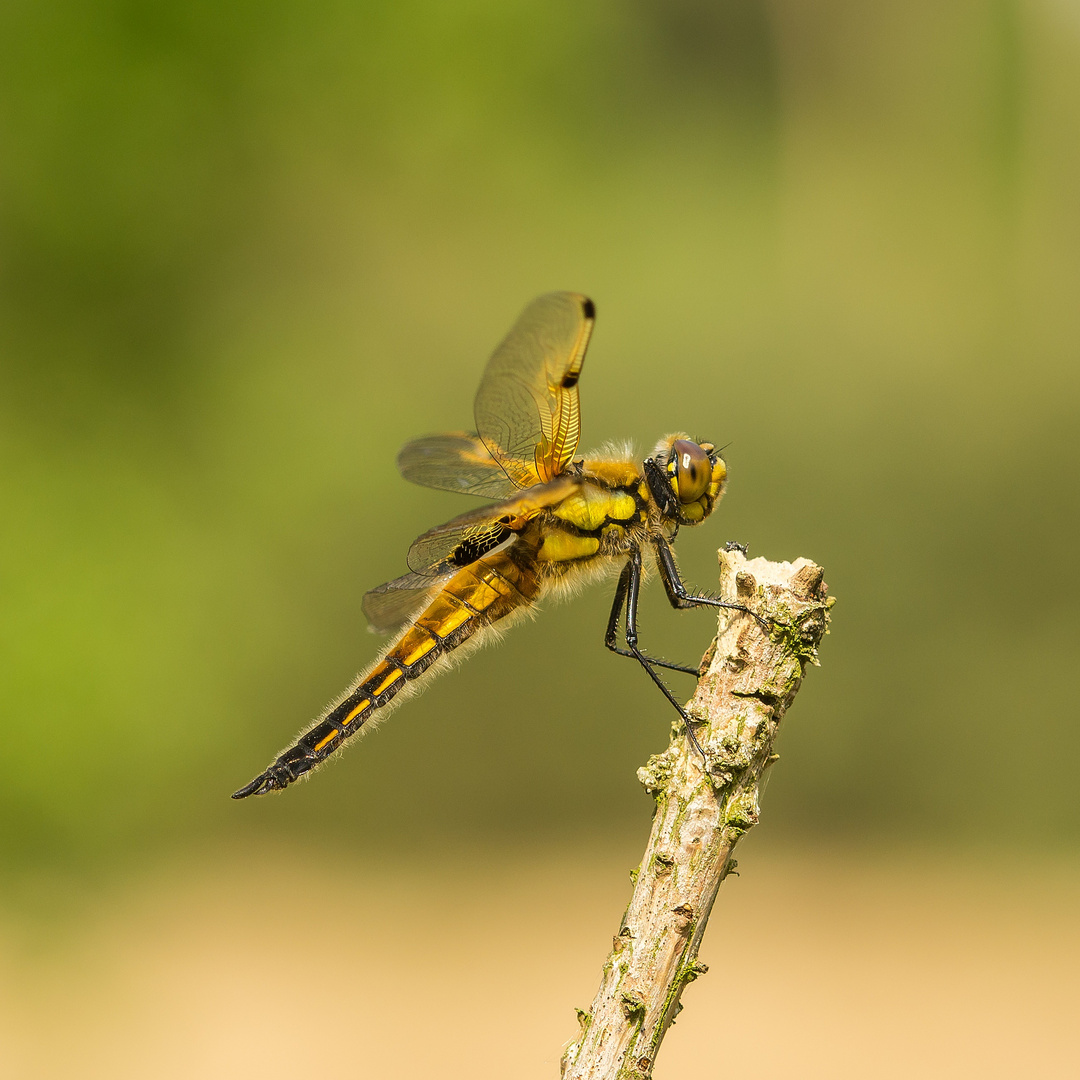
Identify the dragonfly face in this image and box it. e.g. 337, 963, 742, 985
643, 435, 727, 527
233, 293, 749, 799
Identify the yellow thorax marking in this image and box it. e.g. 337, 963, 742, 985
554, 488, 636, 532
536, 531, 601, 563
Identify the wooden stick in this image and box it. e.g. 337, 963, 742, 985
561, 548, 833, 1080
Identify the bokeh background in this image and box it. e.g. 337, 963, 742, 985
2, 1, 1078, 1076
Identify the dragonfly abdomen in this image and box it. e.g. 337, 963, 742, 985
232, 549, 539, 798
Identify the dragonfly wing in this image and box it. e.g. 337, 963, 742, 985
474, 292, 595, 486
405, 476, 578, 574
396, 431, 519, 499
362, 571, 450, 633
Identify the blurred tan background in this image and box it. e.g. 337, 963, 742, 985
1, 1, 1078, 1076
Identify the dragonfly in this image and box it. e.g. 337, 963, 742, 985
233, 291, 757, 799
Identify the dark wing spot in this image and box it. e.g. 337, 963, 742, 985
450, 525, 512, 566
560, 372, 580, 388
581, 297, 595, 320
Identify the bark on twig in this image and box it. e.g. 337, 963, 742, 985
561, 548, 832, 1080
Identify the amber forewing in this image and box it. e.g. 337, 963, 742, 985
474, 292, 594, 487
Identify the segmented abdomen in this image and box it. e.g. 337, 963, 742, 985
232, 550, 539, 797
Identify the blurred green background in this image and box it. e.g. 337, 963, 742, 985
2, 0, 1079, 883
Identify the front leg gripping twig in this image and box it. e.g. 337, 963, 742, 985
561, 548, 833, 1080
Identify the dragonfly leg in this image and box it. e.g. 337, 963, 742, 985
604, 557, 700, 676
619, 547, 708, 762
654, 536, 770, 632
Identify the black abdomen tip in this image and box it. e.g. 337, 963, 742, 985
231, 772, 275, 799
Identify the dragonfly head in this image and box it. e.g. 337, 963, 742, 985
644, 435, 727, 526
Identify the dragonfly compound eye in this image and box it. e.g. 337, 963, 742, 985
672, 439, 711, 503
